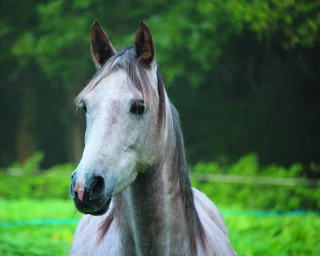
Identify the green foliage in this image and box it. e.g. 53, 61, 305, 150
225, 214, 320, 256
1, 153, 319, 212
0, 153, 76, 200
9, 0, 163, 82
0, 199, 81, 222
0, 173, 70, 200
0, 199, 78, 256
2, 0, 320, 168
192, 154, 320, 210
9, 152, 45, 175
146, 0, 320, 84
219, 0, 320, 49
0, 232, 69, 256
0, 199, 319, 255
10, 1, 320, 85
46, 163, 77, 176
0, 159, 75, 200
11, 0, 93, 80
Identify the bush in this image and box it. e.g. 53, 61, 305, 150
191, 153, 320, 210
226, 213, 320, 256
0, 161, 75, 200
1, 153, 319, 210
0, 173, 71, 200
7, 152, 45, 175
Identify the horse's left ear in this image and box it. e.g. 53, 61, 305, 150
134, 21, 155, 66
91, 21, 117, 68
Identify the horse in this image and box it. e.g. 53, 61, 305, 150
68, 21, 237, 256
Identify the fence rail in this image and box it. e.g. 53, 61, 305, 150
192, 173, 320, 187
2, 168, 320, 187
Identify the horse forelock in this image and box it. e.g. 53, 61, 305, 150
75, 47, 166, 132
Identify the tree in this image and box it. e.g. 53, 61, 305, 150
1, 0, 320, 167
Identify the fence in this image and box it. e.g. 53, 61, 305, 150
1, 169, 320, 229
192, 173, 320, 186
2, 168, 320, 187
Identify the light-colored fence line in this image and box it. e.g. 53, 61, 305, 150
2, 168, 320, 187
192, 173, 320, 187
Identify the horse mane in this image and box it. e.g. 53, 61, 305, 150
82, 47, 206, 254
169, 102, 207, 255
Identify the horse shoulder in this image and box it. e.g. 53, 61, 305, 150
192, 188, 228, 235
192, 188, 237, 255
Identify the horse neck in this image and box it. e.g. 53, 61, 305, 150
114, 103, 197, 255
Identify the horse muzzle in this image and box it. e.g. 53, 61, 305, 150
69, 171, 112, 215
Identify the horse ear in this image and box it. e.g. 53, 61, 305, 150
134, 21, 155, 66
90, 21, 116, 68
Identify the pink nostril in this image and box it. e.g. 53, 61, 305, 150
73, 171, 85, 201
74, 186, 85, 201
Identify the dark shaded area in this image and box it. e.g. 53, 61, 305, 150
170, 34, 320, 167
0, 0, 319, 175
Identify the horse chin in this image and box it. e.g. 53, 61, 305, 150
90, 197, 112, 216
74, 197, 112, 216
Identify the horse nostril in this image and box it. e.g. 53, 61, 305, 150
90, 176, 105, 200
70, 172, 76, 189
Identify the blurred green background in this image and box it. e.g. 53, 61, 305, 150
1, 0, 320, 255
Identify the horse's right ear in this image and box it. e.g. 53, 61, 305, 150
90, 21, 116, 68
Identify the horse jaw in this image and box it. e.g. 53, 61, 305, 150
112, 170, 138, 196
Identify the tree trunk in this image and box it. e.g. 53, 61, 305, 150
16, 85, 38, 163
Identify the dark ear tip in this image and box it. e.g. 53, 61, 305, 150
92, 21, 100, 29
139, 21, 148, 29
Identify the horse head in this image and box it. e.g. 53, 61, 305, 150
69, 22, 166, 215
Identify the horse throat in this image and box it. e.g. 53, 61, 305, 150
117, 159, 184, 255
115, 104, 203, 255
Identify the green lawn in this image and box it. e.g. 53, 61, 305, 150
1, 199, 320, 255
0, 200, 79, 256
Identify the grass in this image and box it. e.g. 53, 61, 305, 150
0, 199, 79, 256
1, 199, 320, 255
226, 214, 320, 256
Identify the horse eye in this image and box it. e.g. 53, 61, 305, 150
82, 104, 87, 113
130, 100, 145, 115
